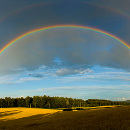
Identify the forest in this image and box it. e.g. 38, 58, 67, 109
0, 96, 129, 108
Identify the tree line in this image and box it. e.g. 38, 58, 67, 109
0, 96, 129, 108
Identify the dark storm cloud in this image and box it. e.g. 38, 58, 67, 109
93, 0, 130, 14
0, 28, 129, 75
0, 0, 129, 75
0, 0, 129, 48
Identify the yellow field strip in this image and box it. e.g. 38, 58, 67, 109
0, 108, 62, 121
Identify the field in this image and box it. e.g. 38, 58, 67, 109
0, 106, 130, 130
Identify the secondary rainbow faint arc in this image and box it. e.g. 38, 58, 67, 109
0, 24, 130, 54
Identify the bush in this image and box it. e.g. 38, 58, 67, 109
63, 108, 73, 111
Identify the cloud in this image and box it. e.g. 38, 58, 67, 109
0, 28, 130, 76
19, 85, 130, 100
115, 97, 126, 101
122, 97, 125, 100
22, 85, 122, 93
0, 75, 16, 84
17, 77, 41, 83
56, 68, 93, 76
28, 73, 44, 78
0, 64, 129, 84
0, 75, 42, 84
56, 70, 130, 82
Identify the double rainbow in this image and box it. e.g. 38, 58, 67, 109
0, 24, 130, 54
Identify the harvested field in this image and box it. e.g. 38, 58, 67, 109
0, 106, 130, 130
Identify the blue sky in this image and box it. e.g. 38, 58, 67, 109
0, 0, 130, 101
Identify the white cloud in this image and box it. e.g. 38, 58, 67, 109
115, 97, 126, 101
0, 64, 129, 84
17, 77, 41, 83
56, 70, 130, 82
0, 75, 43, 84
0, 75, 16, 84
18, 85, 129, 100
122, 97, 125, 100
21, 85, 128, 93
56, 68, 93, 76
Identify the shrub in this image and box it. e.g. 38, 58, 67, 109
63, 108, 73, 111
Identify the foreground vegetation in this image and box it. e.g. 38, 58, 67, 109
0, 96, 129, 109
0, 106, 130, 130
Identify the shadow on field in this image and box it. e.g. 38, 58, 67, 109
0, 110, 19, 113
0, 106, 130, 130
0, 111, 22, 118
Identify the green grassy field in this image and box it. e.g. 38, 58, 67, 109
0, 106, 130, 130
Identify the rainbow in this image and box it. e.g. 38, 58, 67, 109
0, 1, 129, 24
83, 2, 130, 19
0, 1, 53, 23
0, 24, 130, 54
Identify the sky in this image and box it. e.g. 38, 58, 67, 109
0, 0, 130, 101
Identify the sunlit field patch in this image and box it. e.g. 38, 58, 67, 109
0, 107, 62, 121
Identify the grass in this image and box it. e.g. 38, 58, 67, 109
0, 106, 130, 130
